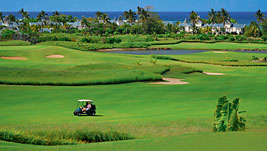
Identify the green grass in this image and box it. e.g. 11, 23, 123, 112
0, 45, 204, 85
151, 42, 267, 50
0, 45, 267, 150
152, 51, 267, 66
38, 41, 150, 51
0, 40, 31, 46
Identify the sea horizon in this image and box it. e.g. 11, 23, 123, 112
2, 11, 267, 25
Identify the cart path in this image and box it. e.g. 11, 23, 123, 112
149, 78, 189, 85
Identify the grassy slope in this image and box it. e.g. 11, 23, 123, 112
0, 46, 267, 150
0, 45, 178, 85
1, 132, 267, 151
151, 42, 267, 50
0, 40, 31, 46
155, 51, 267, 66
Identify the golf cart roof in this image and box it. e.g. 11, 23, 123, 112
78, 99, 93, 102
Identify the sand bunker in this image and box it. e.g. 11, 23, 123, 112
203, 72, 225, 75
46, 55, 64, 58
149, 78, 189, 85
0, 56, 27, 60
213, 51, 228, 53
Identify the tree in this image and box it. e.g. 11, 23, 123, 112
208, 9, 217, 24
255, 9, 265, 23
138, 7, 149, 22
18, 8, 29, 19
244, 21, 262, 37
6, 14, 16, 23
123, 9, 137, 25
95, 11, 103, 21
261, 18, 267, 35
189, 11, 198, 34
0, 12, 4, 22
101, 13, 110, 24
220, 8, 230, 25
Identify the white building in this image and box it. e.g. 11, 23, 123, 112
179, 18, 246, 35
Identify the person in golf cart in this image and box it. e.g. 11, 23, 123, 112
81, 101, 91, 112
74, 99, 96, 116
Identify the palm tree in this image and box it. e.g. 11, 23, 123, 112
95, 11, 103, 21
255, 9, 265, 23
123, 9, 137, 25
139, 8, 149, 22
18, 8, 29, 19
220, 8, 230, 25
81, 16, 88, 28
22, 11, 30, 19
18, 8, 24, 15
0, 12, 4, 22
37, 10, 47, 21
208, 9, 217, 24
189, 11, 198, 34
101, 13, 110, 24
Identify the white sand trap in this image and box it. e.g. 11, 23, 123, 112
213, 51, 228, 53
0, 56, 27, 60
46, 55, 64, 58
203, 72, 225, 75
149, 78, 189, 85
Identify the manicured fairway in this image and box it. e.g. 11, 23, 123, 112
0, 45, 267, 150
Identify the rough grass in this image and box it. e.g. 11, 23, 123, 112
0, 40, 31, 46
151, 51, 267, 66
151, 42, 267, 50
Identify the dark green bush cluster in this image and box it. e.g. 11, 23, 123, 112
80, 37, 121, 44
74, 130, 132, 143
37, 35, 71, 42
0, 130, 132, 145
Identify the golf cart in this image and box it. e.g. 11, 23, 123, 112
74, 99, 96, 116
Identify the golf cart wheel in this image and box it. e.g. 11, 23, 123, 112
77, 113, 81, 116
92, 112, 95, 116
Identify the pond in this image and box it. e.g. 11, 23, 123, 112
106, 50, 209, 55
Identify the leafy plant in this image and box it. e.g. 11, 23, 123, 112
213, 96, 246, 132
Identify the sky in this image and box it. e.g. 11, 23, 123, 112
0, 0, 267, 12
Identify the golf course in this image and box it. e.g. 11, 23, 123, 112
0, 41, 267, 151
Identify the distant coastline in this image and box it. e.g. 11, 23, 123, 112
2, 11, 266, 24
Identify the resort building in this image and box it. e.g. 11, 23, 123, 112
179, 18, 246, 35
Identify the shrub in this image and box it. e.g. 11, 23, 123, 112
215, 35, 228, 41
80, 37, 92, 43
106, 37, 122, 44
228, 36, 235, 41
262, 35, 267, 41
235, 35, 246, 41
197, 34, 210, 40
0, 29, 16, 40
213, 96, 246, 132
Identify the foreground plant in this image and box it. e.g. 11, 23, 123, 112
213, 96, 246, 132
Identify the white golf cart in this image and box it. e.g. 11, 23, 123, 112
73, 99, 96, 116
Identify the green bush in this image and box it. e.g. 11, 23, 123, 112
215, 35, 228, 41
197, 34, 210, 40
262, 35, 267, 41
80, 37, 92, 43
235, 35, 246, 41
0, 29, 16, 40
